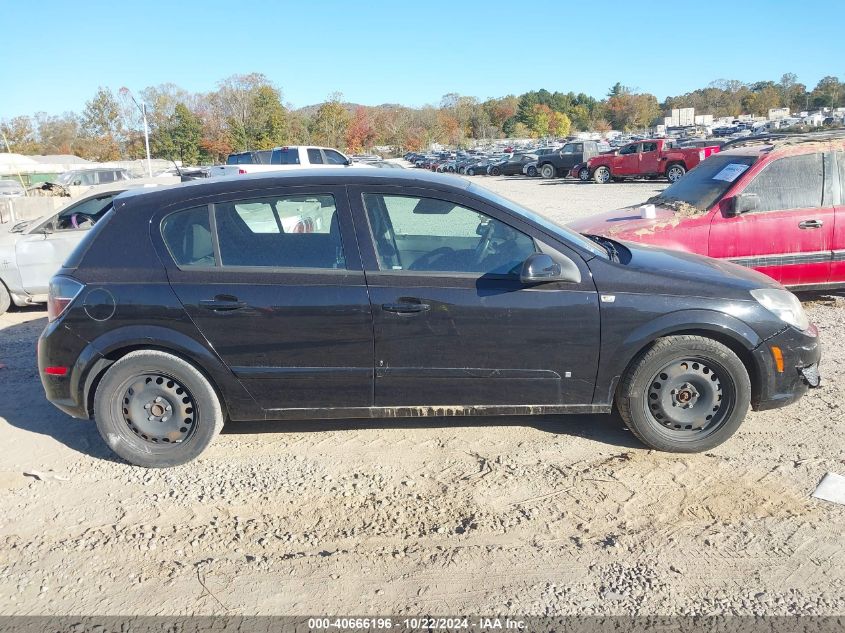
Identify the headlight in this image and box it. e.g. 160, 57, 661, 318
750, 288, 809, 331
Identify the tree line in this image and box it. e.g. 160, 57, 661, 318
1, 73, 843, 164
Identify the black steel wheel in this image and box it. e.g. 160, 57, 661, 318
617, 335, 751, 452
94, 350, 224, 467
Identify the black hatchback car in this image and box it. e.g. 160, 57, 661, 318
39, 169, 821, 467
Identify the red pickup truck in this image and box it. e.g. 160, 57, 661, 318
579, 139, 721, 184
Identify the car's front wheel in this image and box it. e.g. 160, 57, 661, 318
540, 164, 556, 179
593, 166, 611, 184
526, 165, 537, 177
490, 166, 501, 176
616, 335, 751, 452
93, 350, 224, 467
578, 167, 590, 181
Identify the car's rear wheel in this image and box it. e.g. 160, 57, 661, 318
526, 165, 538, 177
593, 166, 611, 184
93, 350, 224, 467
467, 168, 475, 176
490, 166, 501, 176
540, 164, 556, 179
0, 282, 10, 316
616, 335, 751, 452
666, 163, 686, 182
578, 167, 590, 181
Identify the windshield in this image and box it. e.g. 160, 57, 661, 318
469, 183, 607, 259
655, 153, 759, 209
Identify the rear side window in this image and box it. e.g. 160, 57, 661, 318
161, 206, 215, 267
307, 149, 324, 164
641, 142, 657, 152
271, 148, 300, 165
743, 153, 824, 212
215, 194, 344, 269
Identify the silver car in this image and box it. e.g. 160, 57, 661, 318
0, 179, 26, 198
0, 184, 150, 314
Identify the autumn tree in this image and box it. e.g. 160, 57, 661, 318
345, 107, 376, 153
311, 92, 351, 149
0, 116, 39, 154
79, 87, 123, 159
811, 76, 844, 108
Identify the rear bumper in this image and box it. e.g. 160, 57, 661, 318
751, 324, 821, 411
38, 319, 101, 420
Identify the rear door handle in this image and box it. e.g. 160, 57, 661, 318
199, 296, 247, 311
798, 219, 823, 229
382, 301, 430, 314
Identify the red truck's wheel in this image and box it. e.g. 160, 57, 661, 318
593, 166, 611, 184
667, 164, 686, 182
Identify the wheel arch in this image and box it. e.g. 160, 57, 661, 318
79, 326, 261, 421
599, 310, 765, 407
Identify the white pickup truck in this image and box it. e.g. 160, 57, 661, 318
208, 146, 358, 177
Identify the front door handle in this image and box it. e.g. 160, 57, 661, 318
798, 219, 823, 229
199, 296, 247, 311
382, 301, 430, 314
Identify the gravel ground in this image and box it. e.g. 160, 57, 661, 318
0, 173, 843, 616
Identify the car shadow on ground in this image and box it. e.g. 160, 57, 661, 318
0, 310, 121, 464
0, 311, 643, 462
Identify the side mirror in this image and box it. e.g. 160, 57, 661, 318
728, 192, 759, 216
520, 253, 580, 285
344, 158, 353, 166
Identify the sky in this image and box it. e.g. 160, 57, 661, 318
1, 0, 843, 119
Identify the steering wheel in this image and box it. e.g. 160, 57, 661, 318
473, 222, 495, 264
70, 212, 96, 229
408, 247, 456, 271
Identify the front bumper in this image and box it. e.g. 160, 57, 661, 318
751, 324, 821, 411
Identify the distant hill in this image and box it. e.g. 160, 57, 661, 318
293, 102, 407, 116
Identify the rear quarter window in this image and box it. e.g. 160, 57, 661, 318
161, 206, 215, 267
62, 206, 117, 269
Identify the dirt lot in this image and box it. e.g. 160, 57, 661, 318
0, 176, 843, 617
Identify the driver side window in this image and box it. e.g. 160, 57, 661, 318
362, 193, 536, 276
619, 144, 639, 155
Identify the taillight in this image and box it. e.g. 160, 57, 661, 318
47, 276, 84, 322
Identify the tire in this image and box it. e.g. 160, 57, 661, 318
490, 166, 501, 176
0, 281, 10, 316
578, 167, 590, 182
616, 335, 751, 453
666, 163, 686, 183
540, 164, 556, 179
593, 166, 611, 184
526, 165, 537, 177
93, 350, 225, 468
467, 168, 475, 176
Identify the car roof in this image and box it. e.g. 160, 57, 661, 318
114, 168, 472, 208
